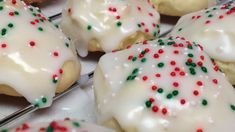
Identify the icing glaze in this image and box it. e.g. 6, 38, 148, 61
94, 37, 235, 132
0, 0, 79, 107
170, 1, 235, 62
3, 118, 114, 132
60, 0, 160, 56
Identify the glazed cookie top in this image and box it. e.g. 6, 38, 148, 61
61, 0, 160, 56
95, 37, 235, 132
170, 1, 235, 62
3, 119, 113, 132
0, 0, 79, 107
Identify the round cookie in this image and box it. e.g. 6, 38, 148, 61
0, 0, 81, 108
60, 0, 160, 56
170, 1, 235, 84
150, 0, 223, 16
94, 37, 235, 132
3, 119, 114, 132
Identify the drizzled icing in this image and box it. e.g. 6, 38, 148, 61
94, 37, 235, 132
60, 0, 160, 56
0, 0, 79, 107
170, 1, 235, 62
3, 118, 113, 132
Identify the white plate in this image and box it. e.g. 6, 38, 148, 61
0, 0, 177, 129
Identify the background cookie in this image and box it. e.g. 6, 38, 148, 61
60, 0, 160, 57
151, 0, 213, 16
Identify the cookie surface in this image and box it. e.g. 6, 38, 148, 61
151, 0, 211, 16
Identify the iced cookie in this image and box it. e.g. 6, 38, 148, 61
150, 0, 215, 16
94, 37, 235, 132
60, 0, 160, 56
0, 0, 81, 108
170, 1, 235, 84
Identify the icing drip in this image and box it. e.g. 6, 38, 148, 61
170, 1, 235, 62
3, 118, 113, 132
61, 0, 160, 56
0, 0, 79, 107
94, 37, 235, 132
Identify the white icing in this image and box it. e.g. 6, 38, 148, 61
60, 0, 160, 56
0, 0, 79, 107
7, 119, 114, 132
170, 2, 235, 62
94, 37, 235, 132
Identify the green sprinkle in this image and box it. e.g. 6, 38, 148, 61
178, 28, 182, 31
54, 24, 59, 28
141, 58, 147, 63
132, 57, 137, 62
230, 105, 235, 111
141, 51, 146, 54
131, 75, 137, 80
157, 24, 160, 28
87, 25, 92, 30
191, 63, 196, 67
8, 23, 14, 28
132, 68, 139, 74
213, 7, 217, 10
166, 94, 173, 99
38, 27, 44, 31
172, 90, 179, 96
53, 79, 58, 83
153, 31, 157, 37
116, 21, 122, 27
34, 103, 40, 107
188, 53, 194, 58
29, 8, 34, 12
158, 39, 163, 43
65, 43, 70, 47
37, 9, 42, 13
145, 101, 152, 108
126, 76, 132, 81
201, 67, 208, 73
42, 97, 47, 103
185, 62, 191, 66
1, 129, 7, 132
159, 42, 165, 45
202, 99, 208, 106
32, 13, 37, 16
137, 24, 141, 28
14, 11, 19, 15
167, 41, 175, 45
1, 28, 7, 36
73, 122, 81, 127
189, 68, 196, 75
0, 6, 3, 11
157, 62, 164, 68
187, 45, 193, 49
46, 126, 53, 132
208, 14, 213, 18
157, 88, 164, 94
